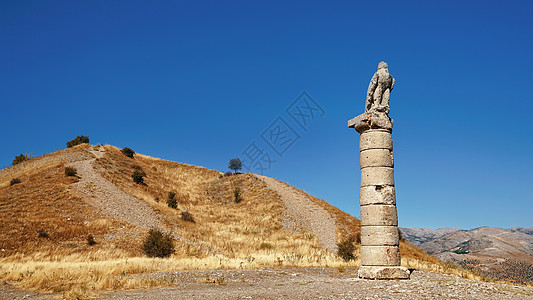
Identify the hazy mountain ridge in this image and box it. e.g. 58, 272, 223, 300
400, 226, 533, 284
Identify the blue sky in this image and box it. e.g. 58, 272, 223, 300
1, 1, 532, 229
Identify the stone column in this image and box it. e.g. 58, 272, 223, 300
348, 61, 410, 279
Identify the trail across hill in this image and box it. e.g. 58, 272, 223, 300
256, 175, 338, 253
68, 146, 165, 230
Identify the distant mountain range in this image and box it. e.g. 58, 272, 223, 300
400, 226, 533, 284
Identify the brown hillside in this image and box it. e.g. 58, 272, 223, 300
0, 144, 474, 298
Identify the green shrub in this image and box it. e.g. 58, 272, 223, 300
65, 166, 77, 177
142, 229, 175, 258
337, 235, 356, 262
132, 170, 145, 184
66, 135, 89, 148
167, 192, 177, 209
10, 178, 21, 186
12, 154, 29, 166
234, 187, 242, 203
121, 147, 135, 158
181, 211, 195, 223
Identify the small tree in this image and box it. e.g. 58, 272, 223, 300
65, 166, 77, 177
167, 192, 177, 209
234, 187, 242, 203
121, 147, 135, 158
132, 170, 145, 184
142, 229, 175, 258
228, 158, 242, 173
66, 135, 90, 148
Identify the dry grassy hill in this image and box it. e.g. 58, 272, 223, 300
0, 144, 476, 298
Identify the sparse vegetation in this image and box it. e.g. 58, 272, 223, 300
228, 158, 242, 173
181, 211, 195, 223
12, 154, 29, 165
37, 229, 49, 238
10, 178, 21, 186
87, 235, 97, 246
132, 170, 145, 184
337, 235, 356, 262
121, 147, 135, 158
0, 143, 499, 298
167, 192, 177, 209
66, 135, 90, 148
234, 187, 242, 203
259, 242, 274, 250
142, 229, 175, 258
65, 166, 77, 177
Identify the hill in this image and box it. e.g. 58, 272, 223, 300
401, 226, 533, 285
0, 144, 470, 298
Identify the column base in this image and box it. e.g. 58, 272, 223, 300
357, 266, 410, 280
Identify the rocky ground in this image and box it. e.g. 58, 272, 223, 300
2, 268, 533, 299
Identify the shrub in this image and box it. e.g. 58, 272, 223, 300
234, 187, 242, 203
37, 229, 49, 238
142, 229, 175, 258
181, 211, 195, 223
337, 235, 356, 262
121, 147, 135, 158
12, 154, 29, 166
87, 235, 97, 246
66, 135, 90, 148
65, 166, 77, 177
228, 158, 242, 173
132, 170, 145, 184
259, 242, 274, 250
10, 178, 21, 186
167, 192, 177, 209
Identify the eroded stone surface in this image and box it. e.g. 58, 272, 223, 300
360, 204, 398, 226
361, 166, 395, 187
348, 111, 393, 134
361, 226, 399, 246
360, 185, 396, 206
360, 148, 394, 168
358, 266, 410, 280
361, 245, 401, 266
359, 129, 393, 151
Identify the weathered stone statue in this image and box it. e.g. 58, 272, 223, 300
365, 61, 395, 114
348, 61, 410, 279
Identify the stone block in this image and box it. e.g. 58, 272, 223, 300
361, 167, 394, 187
360, 130, 392, 151
361, 225, 399, 246
357, 266, 410, 279
360, 204, 398, 226
360, 148, 394, 168
360, 245, 401, 266
360, 185, 396, 205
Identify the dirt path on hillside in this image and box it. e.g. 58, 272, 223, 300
68, 147, 166, 230
67, 147, 222, 256
255, 175, 338, 253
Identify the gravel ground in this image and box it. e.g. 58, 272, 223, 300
103, 268, 533, 299
2, 268, 532, 299
256, 175, 338, 253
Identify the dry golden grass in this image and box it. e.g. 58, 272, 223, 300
0, 144, 502, 298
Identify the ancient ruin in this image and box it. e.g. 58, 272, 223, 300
348, 61, 410, 279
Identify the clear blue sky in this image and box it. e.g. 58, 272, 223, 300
1, 1, 532, 229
